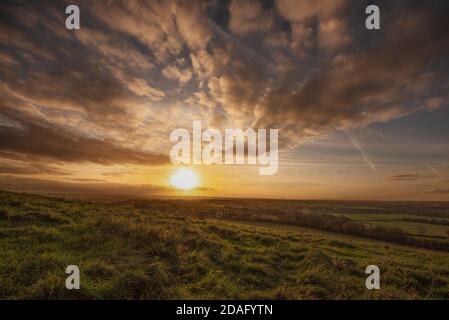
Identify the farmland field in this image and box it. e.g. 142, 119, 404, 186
1, 191, 449, 299
328, 214, 449, 240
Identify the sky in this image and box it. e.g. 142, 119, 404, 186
0, 0, 448, 200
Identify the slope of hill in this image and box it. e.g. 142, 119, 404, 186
0, 191, 448, 299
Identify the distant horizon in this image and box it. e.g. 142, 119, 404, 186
2, 189, 448, 204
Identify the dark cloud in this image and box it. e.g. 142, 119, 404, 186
0, 176, 168, 197
425, 188, 449, 194
0, 105, 169, 166
0, 3, 131, 118
66, 178, 106, 182
390, 174, 436, 181
0, 163, 69, 175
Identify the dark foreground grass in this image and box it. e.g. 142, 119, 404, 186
0, 191, 448, 299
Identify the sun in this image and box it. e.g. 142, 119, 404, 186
169, 168, 199, 190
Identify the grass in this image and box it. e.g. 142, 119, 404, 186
1, 191, 449, 299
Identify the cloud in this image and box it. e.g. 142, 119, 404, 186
252, 1, 449, 147
89, 0, 213, 59
277, 0, 348, 52
0, 103, 169, 166
175, 1, 214, 50
390, 174, 436, 181
162, 65, 192, 85
67, 178, 106, 182
424, 188, 449, 194
0, 1, 177, 167
0, 0, 448, 174
0, 176, 168, 197
276, 0, 346, 21
0, 163, 69, 176
229, 0, 275, 35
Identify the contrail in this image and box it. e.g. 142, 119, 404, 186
367, 128, 390, 141
423, 163, 441, 176
366, 128, 444, 177
346, 132, 376, 171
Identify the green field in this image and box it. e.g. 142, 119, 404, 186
328, 213, 449, 239
1, 191, 449, 299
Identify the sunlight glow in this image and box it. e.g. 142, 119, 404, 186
169, 168, 199, 190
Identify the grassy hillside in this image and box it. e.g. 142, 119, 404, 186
0, 191, 448, 299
